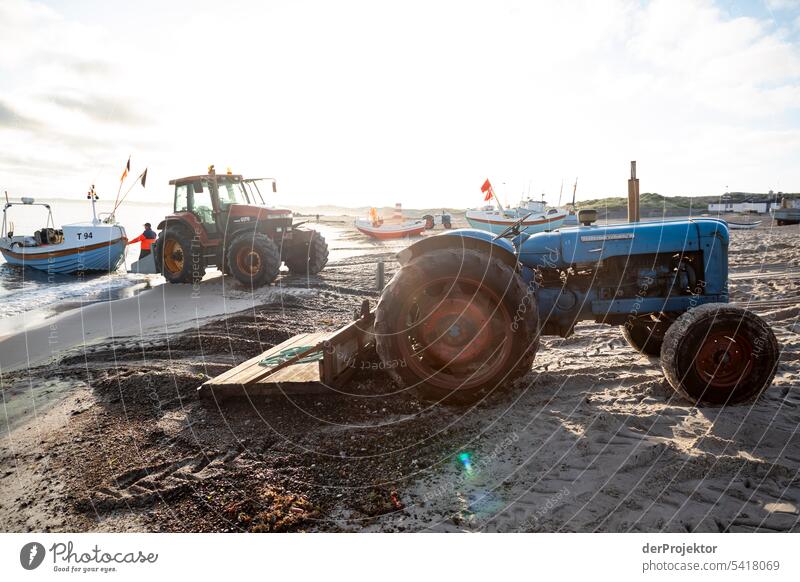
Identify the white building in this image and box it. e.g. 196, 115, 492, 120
708, 201, 773, 214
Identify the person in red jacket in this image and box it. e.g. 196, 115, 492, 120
129, 222, 157, 260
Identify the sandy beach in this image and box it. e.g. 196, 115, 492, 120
1, 220, 799, 533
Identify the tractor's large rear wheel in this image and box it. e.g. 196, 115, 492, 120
155, 227, 205, 284
660, 303, 779, 405
375, 248, 539, 402
621, 313, 676, 356
226, 232, 281, 287
284, 230, 329, 275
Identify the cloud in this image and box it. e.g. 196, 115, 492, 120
765, 0, 800, 11
0, 100, 40, 131
47, 94, 150, 125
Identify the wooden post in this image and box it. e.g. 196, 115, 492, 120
376, 259, 385, 291
628, 161, 640, 222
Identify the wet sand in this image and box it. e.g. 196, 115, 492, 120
1, 221, 799, 533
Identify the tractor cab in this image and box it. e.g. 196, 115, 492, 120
167, 168, 282, 241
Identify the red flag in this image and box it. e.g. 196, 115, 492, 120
481, 179, 494, 201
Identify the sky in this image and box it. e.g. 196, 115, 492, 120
0, 0, 799, 209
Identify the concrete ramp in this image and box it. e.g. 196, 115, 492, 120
130, 253, 157, 274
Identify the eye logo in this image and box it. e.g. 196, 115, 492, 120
20, 542, 46, 570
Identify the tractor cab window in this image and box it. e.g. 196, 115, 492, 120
175, 185, 189, 212
217, 180, 249, 207
243, 180, 266, 205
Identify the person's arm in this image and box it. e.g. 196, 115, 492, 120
128, 234, 144, 245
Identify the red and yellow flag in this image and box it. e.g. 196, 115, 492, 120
120, 156, 130, 183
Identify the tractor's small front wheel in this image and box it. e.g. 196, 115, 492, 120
621, 313, 676, 356
155, 227, 205, 284
660, 303, 779, 405
226, 232, 281, 287
375, 248, 539, 403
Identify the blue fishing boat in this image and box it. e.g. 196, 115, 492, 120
0, 192, 127, 274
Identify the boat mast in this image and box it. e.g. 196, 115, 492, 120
88, 185, 99, 225
1, 191, 8, 237
572, 177, 578, 208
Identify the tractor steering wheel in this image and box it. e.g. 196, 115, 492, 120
493, 212, 534, 240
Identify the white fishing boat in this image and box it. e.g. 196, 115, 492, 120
0, 190, 127, 274
355, 205, 427, 240
466, 198, 567, 235
726, 220, 762, 230
355, 218, 427, 240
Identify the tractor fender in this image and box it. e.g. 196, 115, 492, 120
156, 216, 194, 234
396, 228, 518, 269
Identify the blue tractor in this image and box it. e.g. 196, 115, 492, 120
374, 210, 779, 405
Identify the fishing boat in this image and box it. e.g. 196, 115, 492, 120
466, 198, 567, 235
0, 190, 127, 274
726, 220, 762, 230
355, 206, 426, 240
355, 218, 427, 240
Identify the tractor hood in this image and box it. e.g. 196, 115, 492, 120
227, 204, 292, 220
518, 218, 729, 268
397, 228, 518, 268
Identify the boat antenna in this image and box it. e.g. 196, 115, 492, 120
572, 177, 578, 208
493, 181, 505, 212
558, 179, 563, 206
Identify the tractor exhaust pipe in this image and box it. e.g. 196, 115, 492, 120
628, 160, 640, 223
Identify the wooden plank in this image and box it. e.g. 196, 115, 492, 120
206, 333, 313, 385
266, 361, 321, 383
206, 332, 328, 387
236, 335, 326, 386
199, 308, 377, 401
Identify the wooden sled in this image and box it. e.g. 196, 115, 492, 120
198, 301, 375, 402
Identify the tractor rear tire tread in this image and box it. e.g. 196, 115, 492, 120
375, 248, 538, 403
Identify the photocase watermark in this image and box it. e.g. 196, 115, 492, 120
20, 542, 46, 570
421, 432, 520, 504
517, 485, 572, 530
510, 246, 559, 333
190, 237, 203, 299
19, 540, 159, 574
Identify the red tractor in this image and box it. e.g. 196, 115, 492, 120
153, 167, 328, 286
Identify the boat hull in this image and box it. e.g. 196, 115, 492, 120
0, 237, 127, 274
466, 211, 567, 235
355, 220, 427, 240
726, 221, 761, 230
